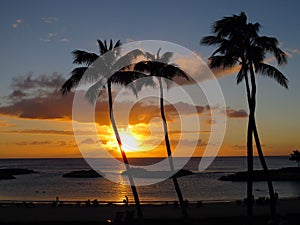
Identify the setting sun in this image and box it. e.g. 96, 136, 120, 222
119, 128, 141, 152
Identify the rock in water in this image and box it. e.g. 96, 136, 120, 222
62, 170, 103, 178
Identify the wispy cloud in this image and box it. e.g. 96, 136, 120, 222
42, 17, 58, 24
59, 38, 69, 43
12, 19, 22, 29
40, 32, 58, 42
126, 38, 134, 43
286, 48, 300, 58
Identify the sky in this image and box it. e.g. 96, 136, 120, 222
0, 0, 300, 158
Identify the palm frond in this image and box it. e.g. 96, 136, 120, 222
164, 78, 173, 89
236, 65, 247, 85
112, 49, 144, 72
213, 12, 247, 38
72, 50, 98, 65
108, 39, 113, 50
114, 40, 121, 48
209, 55, 238, 69
200, 36, 223, 46
272, 47, 287, 66
134, 75, 156, 93
85, 78, 106, 104
160, 52, 173, 63
255, 62, 288, 88
246, 22, 261, 37
134, 61, 158, 74
211, 39, 240, 56
103, 40, 108, 50
156, 48, 161, 59
247, 45, 265, 63
161, 64, 189, 80
112, 40, 122, 57
110, 71, 149, 97
254, 36, 287, 65
145, 52, 155, 60
255, 36, 279, 49
60, 67, 88, 95
97, 39, 106, 55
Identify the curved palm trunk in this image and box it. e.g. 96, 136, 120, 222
244, 71, 254, 219
158, 77, 187, 218
253, 120, 277, 217
249, 67, 277, 219
250, 67, 276, 218
247, 110, 254, 219
108, 81, 143, 220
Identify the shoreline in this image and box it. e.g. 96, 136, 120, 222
0, 197, 300, 223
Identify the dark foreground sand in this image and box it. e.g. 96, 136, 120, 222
0, 198, 299, 224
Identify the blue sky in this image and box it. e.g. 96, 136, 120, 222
0, 0, 300, 157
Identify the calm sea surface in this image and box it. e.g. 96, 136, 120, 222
0, 157, 299, 202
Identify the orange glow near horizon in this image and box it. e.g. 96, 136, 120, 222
0, 113, 297, 158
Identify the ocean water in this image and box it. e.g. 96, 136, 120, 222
0, 157, 299, 202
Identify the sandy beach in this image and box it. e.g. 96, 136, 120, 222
0, 198, 299, 224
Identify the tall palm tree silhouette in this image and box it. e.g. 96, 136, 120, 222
201, 12, 288, 219
61, 39, 145, 219
134, 49, 189, 217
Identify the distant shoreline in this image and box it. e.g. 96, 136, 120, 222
219, 167, 300, 181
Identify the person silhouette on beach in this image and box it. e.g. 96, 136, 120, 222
122, 196, 129, 206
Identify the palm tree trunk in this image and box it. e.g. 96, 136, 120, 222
244, 73, 254, 219
108, 81, 143, 220
158, 77, 187, 218
247, 111, 254, 219
248, 66, 277, 219
249, 65, 277, 220
252, 120, 277, 217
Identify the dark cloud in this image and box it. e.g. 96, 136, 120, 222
2, 73, 69, 117
11, 72, 65, 90
16, 141, 51, 146
227, 109, 248, 118
8, 90, 27, 99
170, 139, 206, 150
232, 143, 266, 150
80, 138, 96, 145
0, 74, 247, 125
231, 144, 246, 150
0, 90, 73, 119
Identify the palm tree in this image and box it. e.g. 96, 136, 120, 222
60, 39, 145, 220
201, 12, 288, 219
134, 49, 189, 217
289, 150, 300, 167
